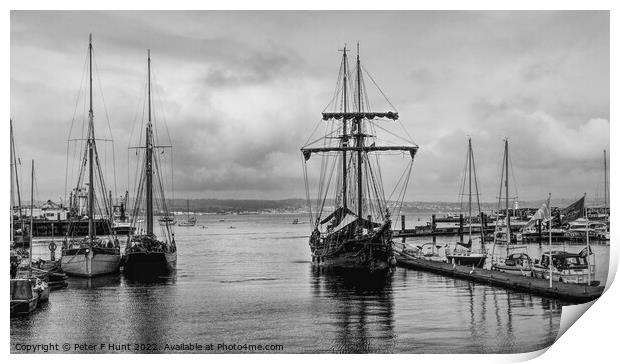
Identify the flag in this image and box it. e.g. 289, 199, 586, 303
579, 246, 593, 258
523, 194, 552, 229
560, 196, 585, 224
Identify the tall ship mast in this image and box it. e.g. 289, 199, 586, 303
124, 49, 177, 279
301, 44, 418, 271
445, 138, 487, 268
61, 35, 121, 277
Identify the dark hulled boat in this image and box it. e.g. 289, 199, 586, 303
301, 44, 418, 271
124, 50, 176, 279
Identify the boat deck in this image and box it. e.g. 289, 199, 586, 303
395, 254, 604, 303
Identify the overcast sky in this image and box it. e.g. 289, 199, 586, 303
10, 11, 609, 203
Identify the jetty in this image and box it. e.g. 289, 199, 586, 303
393, 214, 495, 238
395, 253, 604, 303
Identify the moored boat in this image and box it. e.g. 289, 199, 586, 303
11, 166, 50, 315
397, 242, 446, 262
60, 34, 121, 277
10, 278, 48, 315
491, 246, 532, 275
300, 44, 418, 271
124, 49, 177, 279
445, 138, 487, 268
531, 249, 596, 285
158, 215, 177, 226
10, 119, 29, 248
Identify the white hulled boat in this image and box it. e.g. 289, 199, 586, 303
61, 34, 121, 277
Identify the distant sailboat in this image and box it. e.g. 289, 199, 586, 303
178, 200, 197, 227
124, 49, 177, 278
61, 34, 121, 277
159, 215, 176, 226
445, 138, 487, 268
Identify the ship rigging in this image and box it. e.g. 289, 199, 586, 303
301, 44, 418, 271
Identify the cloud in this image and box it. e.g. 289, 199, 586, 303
10, 11, 609, 202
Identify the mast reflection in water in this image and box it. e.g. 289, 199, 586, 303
11, 215, 569, 353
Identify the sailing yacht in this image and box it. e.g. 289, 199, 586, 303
11, 160, 50, 315
178, 200, 197, 227
301, 44, 418, 271
10, 120, 28, 248
492, 139, 519, 244
445, 138, 487, 268
124, 50, 177, 278
61, 35, 121, 277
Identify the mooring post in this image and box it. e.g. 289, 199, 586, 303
401, 215, 405, 231
431, 214, 436, 233
537, 219, 542, 247
459, 214, 463, 236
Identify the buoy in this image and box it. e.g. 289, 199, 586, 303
49, 241, 57, 261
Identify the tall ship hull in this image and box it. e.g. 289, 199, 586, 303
310, 223, 395, 271
61, 248, 121, 277
123, 251, 176, 277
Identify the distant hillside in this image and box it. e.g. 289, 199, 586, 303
168, 198, 306, 214
164, 197, 595, 214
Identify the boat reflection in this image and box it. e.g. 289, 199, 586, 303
122, 270, 178, 285
67, 275, 121, 290
121, 281, 177, 352
311, 266, 395, 353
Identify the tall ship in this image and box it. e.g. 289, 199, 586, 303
61, 34, 121, 277
301, 44, 418, 271
445, 138, 487, 268
124, 50, 177, 278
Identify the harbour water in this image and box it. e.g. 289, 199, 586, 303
10, 213, 609, 353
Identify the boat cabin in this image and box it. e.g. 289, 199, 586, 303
532, 250, 594, 284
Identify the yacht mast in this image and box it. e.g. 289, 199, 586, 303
604, 150, 608, 210
504, 139, 510, 251
355, 43, 363, 219
10, 120, 22, 217
87, 34, 95, 244
468, 138, 472, 242
146, 49, 154, 236
341, 47, 348, 211
29, 160, 34, 272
